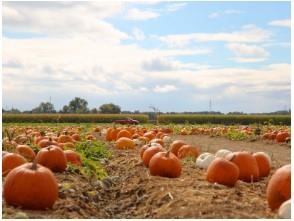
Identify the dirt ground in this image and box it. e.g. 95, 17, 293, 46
2, 135, 291, 219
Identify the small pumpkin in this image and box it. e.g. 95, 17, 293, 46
278, 199, 291, 219
149, 151, 182, 178
2, 153, 27, 176
115, 137, 135, 149
15, 145, 36, 161
177, 145, 200, 160
196, 152, 215, 169
35, 145, 67, 172
215, 149, 232, 158
64, 150, 82, 166
37, 137, 58, 148
253, 152, 271, 177
275, 132, 290, 143
170, 140, 187, 156
266, 164, 291, 210
3, 161, 58, 210
116, 130, 132, 140
206, 158, 239, 187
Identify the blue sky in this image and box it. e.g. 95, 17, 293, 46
2, 1, 291, 113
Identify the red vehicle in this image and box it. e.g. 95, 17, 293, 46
113, 118, 139, 125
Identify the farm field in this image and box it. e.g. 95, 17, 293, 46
2, 123, 291, 219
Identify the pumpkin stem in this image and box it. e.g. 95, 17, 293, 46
5, 129, 11, 141
31, 159, 38, 170
165, 150, 170, 157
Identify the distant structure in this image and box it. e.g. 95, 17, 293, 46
209, 99, 212, 112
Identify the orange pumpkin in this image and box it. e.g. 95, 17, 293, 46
64, 150, 82, 166
177, 145, 200, 159
253, 152, 271, 177
275, 132, 290, 143
116, 130, 132, 140
149, 151, 182, 178
170, 140, 187, 156
2, 153, 27, 176
3, 161, 58, 209
58, 134, 74, 143
206, 158, 239, 187
115, 137, 135, 149
142, 145, 164, 167
37, 138, 58, 148
226, 151, 259, 182
149, 138, 164, 147
71, 133, 81, 141
143, 131, 156, 141
35, 145, 67, 172
15, 145, 36, 161
266, 164, 291, 210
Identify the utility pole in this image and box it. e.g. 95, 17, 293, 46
49, 96, 51, 104
209, 99, 212, 112
149, 106, 160, 125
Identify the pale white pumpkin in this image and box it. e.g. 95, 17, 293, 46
162, 135, 172, 143
215, 149, 232, 158
278, 199, 291, 219
196, 152, 215, 169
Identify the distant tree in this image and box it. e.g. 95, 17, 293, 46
90, 108, 98, 114
227, 111, 246, 115
99, 103, 121, 114
32, 102, 56, 113
62, 97, 89, 113
4, 108, 21, 113
134, 110, 140, 114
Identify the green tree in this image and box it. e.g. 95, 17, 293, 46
32, 102, 56, 113
99, 103, 121, 114
62, 97, 89, 113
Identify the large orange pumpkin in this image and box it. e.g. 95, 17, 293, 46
149, 151, 182, 178
266, 164, 291, 210
3, 161, 58, 210
206, 158, 239, 187
2, 153, 27, 176
170, 140, 187, 156
35, 145, 67, 172
226, 151, 259, 182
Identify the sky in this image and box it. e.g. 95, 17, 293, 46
2, 1, 291, 113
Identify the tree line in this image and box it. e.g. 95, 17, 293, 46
3, 97, 122, 114
2, 97, 291, 115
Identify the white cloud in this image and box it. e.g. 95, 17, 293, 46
147, 63, 290, 95
132, 28, 145, 41
227, 43, 269, 63
125, 8, 160, 20
3, 1, 128, 43
208, 12, 220, 19
269, 19, 290, 28
166, 3, 187, 12
230, 57, 267, 63
209, 9, 242, 19
153, 85, 178, 93
158, 25, 271, 48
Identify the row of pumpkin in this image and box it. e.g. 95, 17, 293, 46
100, 126, 290, 218
2, 129, 85, 210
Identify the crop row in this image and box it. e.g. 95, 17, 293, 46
158, 114, 291, 125
2, 114, 148, 123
